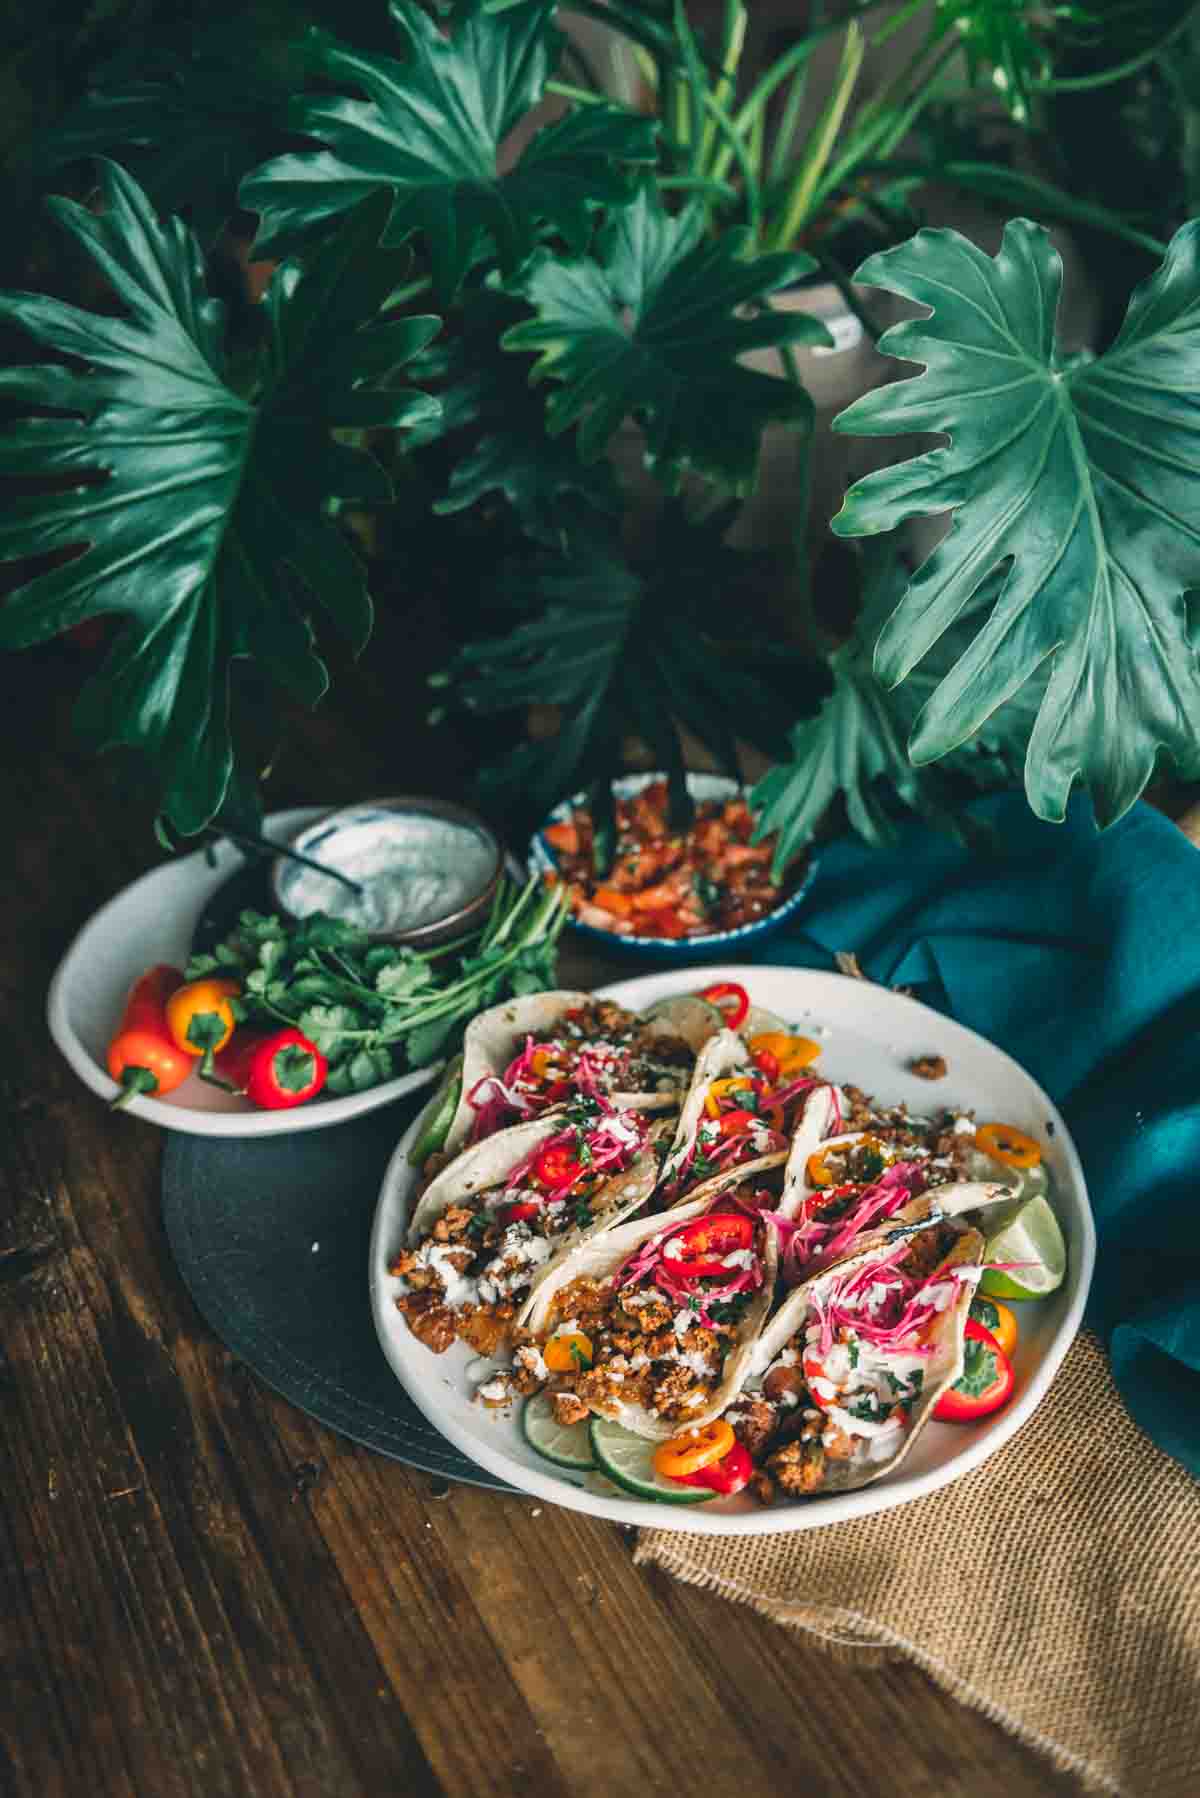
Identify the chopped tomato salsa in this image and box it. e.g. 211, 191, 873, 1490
544, 780, 798, 939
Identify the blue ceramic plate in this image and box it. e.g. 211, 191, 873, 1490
527, 772, 818, 963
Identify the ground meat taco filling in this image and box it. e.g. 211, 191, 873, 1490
464, 1000, 694, 1145
392, 1101, 662, 1359
728, 1220, 977, 1504
524, 1210, 770, 1431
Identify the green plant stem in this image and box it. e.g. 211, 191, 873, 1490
766, 21, 865, 250
766, 27, 822, 191
814, 34, 959, 209
699, 0, 747, 170
1038, 7, 1200, 93
657, 174, 740, 201
869, 0, 932, 52
545, 79, 606, 107
698, 86, 763, 232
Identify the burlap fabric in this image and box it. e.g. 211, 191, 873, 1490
635, 1330, 1200, 1797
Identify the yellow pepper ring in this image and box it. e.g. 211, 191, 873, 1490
653, 1418, 735, 1479
749, 1032, 822, 1075
703, 1077, 755, 1119
976, 1121, 1042, 1170
543, 1331, 592, 1373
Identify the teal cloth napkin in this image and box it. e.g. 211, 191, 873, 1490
761, 793, 1200, 1478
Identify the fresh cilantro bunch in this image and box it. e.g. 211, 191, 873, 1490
186, 875, 567, 1095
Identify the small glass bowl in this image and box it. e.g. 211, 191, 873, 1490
271, 796, 503, 947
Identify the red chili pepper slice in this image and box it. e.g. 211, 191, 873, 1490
533, 1142, 586, 1189
698, 981, 750, 1029
502, 1200, 542, 1225
751, 1046, 780, 1081
676, 1439, 753, 1495
718, 1107, 759, 1138
666, 1212, 754, 1279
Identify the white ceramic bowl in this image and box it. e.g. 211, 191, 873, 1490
46, 808, 443, 1137
369, 963, 1095, 1534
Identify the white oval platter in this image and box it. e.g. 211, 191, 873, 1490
369, 963, 1095, 1535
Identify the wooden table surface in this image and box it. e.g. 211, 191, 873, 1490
0, 634, 1098, 1798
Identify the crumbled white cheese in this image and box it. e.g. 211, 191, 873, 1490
477, 1377, 512, 1402
662, 1238, 685, 1261
953, 1115, 975, 1135
673, 1308, 695, 1340
409, 1240, 478, 1309
721, 1248, 757, 1270
603, 1114, 642, 1149
513, 1346, 550, 1382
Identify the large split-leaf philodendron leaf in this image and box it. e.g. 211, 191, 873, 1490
0, 162, 439, 834
239, 0, 659, 296
749, 542, 964, 874
831, 217, 1200, 827
504, 184, 832, 494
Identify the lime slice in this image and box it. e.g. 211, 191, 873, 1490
588, 1417, 713, 1504
979, 1192, 1067, 1300
521, 1392, 596, 1472
407, 1054, 463, 1166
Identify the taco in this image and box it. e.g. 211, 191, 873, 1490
779, 1103, 1015, 1281
391, 1101, 673, 1360
514, 1171, 779, 1441
726, 1209, 986, 1502
407, 991, 702, 1176
654, 1029, 830, 1209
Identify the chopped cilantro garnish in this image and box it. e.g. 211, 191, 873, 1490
847, 1394, 884, 1423
847, 1340, 860, 1369
466, 1214, 490, 1239
573, 1200, 593, 1228
569, 1342, 592, 1370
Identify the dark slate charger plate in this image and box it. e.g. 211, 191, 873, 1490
162, 852, 511, 1490
162, 1101, 511, 1489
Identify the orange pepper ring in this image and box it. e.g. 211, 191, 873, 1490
543, 1331, 593, 1373
653, 1418, 736, 1478
976, 1122, 1042, 1170
806, 1134, 890, 1189
748, 1032, 822, 1075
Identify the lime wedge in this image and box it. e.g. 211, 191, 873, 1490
979, 1192, 1067, 1300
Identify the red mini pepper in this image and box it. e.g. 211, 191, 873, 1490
106, 965, 192, 1108
676, 1439, 753, 1495
933, 1320, 1015, 1423
698, 981, 750, 1030
217, 1028, 328, 1110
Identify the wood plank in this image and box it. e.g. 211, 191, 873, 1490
258, 1396, 574, 1798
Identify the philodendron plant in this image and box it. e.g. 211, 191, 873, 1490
3, 0, 1200, 872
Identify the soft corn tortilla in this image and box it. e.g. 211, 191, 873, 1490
409, 990, 688, 1166
406, 1111, 675, 1264
518, 1185, 780, 1442
750, 1214, 985, 1494
656, 1027, 757, 1191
